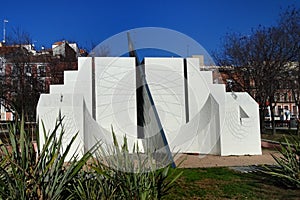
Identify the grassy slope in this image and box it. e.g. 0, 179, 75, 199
165, 168, 300, 200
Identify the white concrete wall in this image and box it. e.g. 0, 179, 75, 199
220, 93, 261, 155
186, 58, 221, 154
144, 58, 185, 143
37, 56, 262, 160
94, 57, 137, 150
37, 94, 84, 160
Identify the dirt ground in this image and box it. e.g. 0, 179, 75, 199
175, 149, 279, 168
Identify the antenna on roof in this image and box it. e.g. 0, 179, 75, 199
3, 19, 8, 43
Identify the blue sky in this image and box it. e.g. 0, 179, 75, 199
1, 0, 299, 54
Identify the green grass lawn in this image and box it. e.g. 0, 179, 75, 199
165, 167, 300, 200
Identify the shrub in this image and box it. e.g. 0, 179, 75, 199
262, 136, 300, 188
67, 128, 182, 200
0, 114, 93, 200
0, 114, 181, 199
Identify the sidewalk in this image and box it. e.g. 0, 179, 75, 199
175, 149, 279, 168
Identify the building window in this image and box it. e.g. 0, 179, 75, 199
284, 93, 288, 102
37, 65, 46, 77
25, 65, 32, 76
277, 106, 282, 116
279, 94, 283, 102
275, 93, 280, 102
292, 106, 297, 116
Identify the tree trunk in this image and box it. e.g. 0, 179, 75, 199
270, 104, 276, 135
260, 109, 263, 132
297, 104, 300, 137
291, 88, 300, 136
259, 106, 266, 133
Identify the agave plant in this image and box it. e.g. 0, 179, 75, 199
67, 127, 182, 200
66, 168, 118, 200
0, 114, 94, 200
263, 136, 300, 188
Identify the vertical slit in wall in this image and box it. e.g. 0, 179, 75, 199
136, 63, 145, 139
184, 58, 189, 123
92, 57, 96, 120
